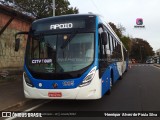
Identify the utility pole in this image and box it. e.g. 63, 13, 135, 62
53, 0, 55, 16
140, 46, 144, 63
136, 41, 144, 63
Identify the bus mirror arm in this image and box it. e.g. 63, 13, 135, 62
14, 31, 29, 52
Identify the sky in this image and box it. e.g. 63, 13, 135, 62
69, 0, 160, 51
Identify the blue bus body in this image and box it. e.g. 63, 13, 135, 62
19, 14, 128, 99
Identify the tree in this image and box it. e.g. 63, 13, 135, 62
109, 22, 123, 38
109, 22, 131, 51
130, 38, 154, 62
108, 22, 155, 62
0, 0, 79, 19
55, 0, 78, 16
121, 36, 132, 52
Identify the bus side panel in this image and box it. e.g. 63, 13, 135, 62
101, 67, 111, 96
122, 60, 128, 73
101, 62, 122, 96
113, 62, 120, 83
116, 62, 123, 78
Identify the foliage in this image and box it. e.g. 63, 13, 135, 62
130, 38, 154, 62
121, 36, 131, 52
109, 22, 131, 51
109, 22, 154, 62
109, 22, 123, 38
55, 0, 78, 16
0, 0, 79, 18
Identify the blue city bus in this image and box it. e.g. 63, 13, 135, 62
15, 14, 128, 99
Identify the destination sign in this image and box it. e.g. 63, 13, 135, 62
33, 20, 85, 31
50, 23, 73, 30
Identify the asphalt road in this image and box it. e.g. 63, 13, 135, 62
32, 64, 160, 112
0, 75, 26, 111
2, 64, 160, 120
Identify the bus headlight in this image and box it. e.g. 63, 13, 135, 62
79, 67, 96, 87
23, 72, 34, 87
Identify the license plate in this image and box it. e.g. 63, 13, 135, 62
48, 92, 62, 97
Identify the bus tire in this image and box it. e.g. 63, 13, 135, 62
119, 75, 123, 80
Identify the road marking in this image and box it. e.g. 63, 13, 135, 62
130, 64, 153, 67
5, 100, 51, 120
153, 65, 160, 70
130, 64, 160, 69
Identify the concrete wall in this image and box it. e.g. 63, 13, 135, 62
0, 13, 31, 68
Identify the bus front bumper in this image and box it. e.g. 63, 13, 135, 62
23, 72, 102, 100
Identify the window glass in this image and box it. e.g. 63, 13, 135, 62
110, 36, 113, 52
27, 33, 95, 73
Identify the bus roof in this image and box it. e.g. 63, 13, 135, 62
32, 14, 98, 24
32, 14, 127, 50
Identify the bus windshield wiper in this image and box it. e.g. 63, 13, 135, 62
61, 31, 78, 49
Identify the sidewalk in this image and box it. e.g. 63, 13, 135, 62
0, 77, 30, 111
0, 67, 23, 77
0, 68, 29, 111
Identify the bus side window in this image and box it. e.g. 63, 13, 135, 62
112, 37, 115, 50
107, 32, 110, 51
98, 26, 108, 78
115, 41, 118, 52
98, 27, 103, 57
123, 48, 127, 60
111, 38, 117, 61
110, 36, 113, 52
117, 42, 122, 61
114, 40, 118, 61
106, 32, 111, 62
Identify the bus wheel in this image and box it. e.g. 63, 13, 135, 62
106, 77, 112, 95
119, 75, 123, 80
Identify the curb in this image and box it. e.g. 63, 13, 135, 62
1, 99, 32, 111
0, 75, 22, 85
154, 64, 160, 68
0, 69, 23, 78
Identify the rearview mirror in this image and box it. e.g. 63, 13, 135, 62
15, 38, 20, 52
14, 31, 29, 51
101, 32, 107, 45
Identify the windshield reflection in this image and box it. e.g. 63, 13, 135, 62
27, 33, 95, 73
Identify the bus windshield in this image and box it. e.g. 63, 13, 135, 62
26, 32, 94, 73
